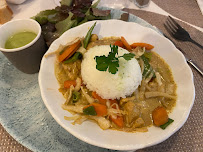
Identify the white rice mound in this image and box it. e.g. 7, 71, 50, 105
81, 45, 142, 99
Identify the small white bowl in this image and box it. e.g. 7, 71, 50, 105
6, 0, 27, 4
39, 20, 195, 151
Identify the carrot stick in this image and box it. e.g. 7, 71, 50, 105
110, 116, 124, 128
121, 36, 132, 50
58, 40, 81, 62
130, 43, 154, 50
108, 100, 124, 128
152, 106, 168, 126
64, 80, 76, 88
114, 40, 124, 48
92, 91, 107, 105
91, 103, 107, 116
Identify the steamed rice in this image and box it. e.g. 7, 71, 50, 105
81, 45, 142, 99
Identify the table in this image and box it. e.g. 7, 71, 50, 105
1, 0, 203, 151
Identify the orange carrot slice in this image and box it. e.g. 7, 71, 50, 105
58, 40, 81, 62
110, 116, 124, 128
121, 36, 132, 50
64, 80, 76, 88
152, 106, 168, 126
114, 40, 124, 48
130, 43, 154, 50
91, 103, 107, 116
92, 91, 107, 105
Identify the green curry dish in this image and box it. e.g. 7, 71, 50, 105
95, 45, 135, 74
83, 106, 97, 115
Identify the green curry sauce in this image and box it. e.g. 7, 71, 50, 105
5, 31, 37, 49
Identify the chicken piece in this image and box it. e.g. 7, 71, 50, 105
132, 117, 145, 128
123, 101, 140, 126
90, 116, 111, 130
61, 104, 86, 113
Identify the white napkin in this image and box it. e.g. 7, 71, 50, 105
196, 0, 203, 15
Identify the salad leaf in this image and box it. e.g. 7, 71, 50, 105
60, 0, 73, 6
91, 0, 101, 8
55, 12, 76, 35
32, 0, 111, 47
33, 10, 57, 25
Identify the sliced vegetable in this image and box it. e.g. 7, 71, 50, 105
72, 91, 80, 103
152, 106, 169, 126
114, 40, 124, 48
160, 118, 174, 129
83, 105, 97, 116
110, 116, 124, 128
83, 22, 96, 49
92, 91, 106, 105
83, 103, 107, 116
64, 52, 82, 64
64, 80, 76, 88
140, 55, 155, 78
130, 43, 154, 50
121, 36, 132, 50
143, 51, 152, 61
91, 103, 107, 116
58, 40, 81, 62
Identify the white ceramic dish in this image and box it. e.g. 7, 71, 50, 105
38, 20, 195, 151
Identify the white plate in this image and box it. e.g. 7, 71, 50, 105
38, 20, 195, 151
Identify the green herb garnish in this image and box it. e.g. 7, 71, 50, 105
160, 118, 174, 130
95, 45, 135, 74
83, 106, 97, 115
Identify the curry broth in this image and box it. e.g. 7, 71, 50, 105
55, 37, 177, 132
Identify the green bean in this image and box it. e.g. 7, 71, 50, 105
83, 22, 96, 49
72, 91, 80, 103
64, 52, 82, 64
160, 118, 174, 129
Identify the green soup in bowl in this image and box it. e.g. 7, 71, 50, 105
5, 31, 37, 49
